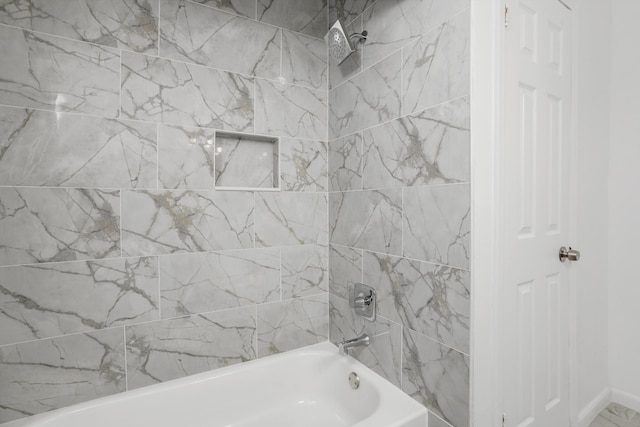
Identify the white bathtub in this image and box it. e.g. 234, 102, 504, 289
4, 342, 427, 427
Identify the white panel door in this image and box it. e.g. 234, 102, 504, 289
502, 0, 573, 426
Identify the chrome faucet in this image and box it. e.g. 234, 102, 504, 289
339, 334, 370, 355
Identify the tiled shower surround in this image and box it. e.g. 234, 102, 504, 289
0, 1, 469, 427
327, 1, 470, 427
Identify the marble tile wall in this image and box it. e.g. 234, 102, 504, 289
327, 1, 470, 426
0, 0, 329, 423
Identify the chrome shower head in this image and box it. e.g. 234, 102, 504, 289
325, 20, 368, 65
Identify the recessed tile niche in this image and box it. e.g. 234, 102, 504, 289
214, 131, 279, 190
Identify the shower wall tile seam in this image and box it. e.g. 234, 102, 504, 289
183, 0, 326, 42
0, 254, 161, 270
0, 22, 327, 101
0, 324, 129, 349
0, 100, 326, 142
325, 181, 471, 195
328, 243, 471, 273
122, 326, 129, 392
0, 185, 330, 193
326, 93, 471, 142
0, 291, 328, 350
0, 6, 328, 73
0, 22, 146, 56
403, 325, 471, 358
122, 49, 328, 94
0, 242, 330, 269
340, 0, 381, 28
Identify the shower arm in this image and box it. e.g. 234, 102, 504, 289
348, 31, 368, 43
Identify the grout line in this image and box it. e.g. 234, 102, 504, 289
401, 187, 404, 257
123, 326, 129, 392
157, 256, 162, 320
156, 122, 160, 188
0, 244, 320, 270
254, 303, 259, 358
156, 0, 161, 55
400, 43, 404, 117
119, 188, 123, 258
118, 51, 123, 118
325, 180, 471, 194
325, 93, 470, 142
399, 323, 403, 389
0, 325, 128, 349
329, 242, 470, 273
279, 29, 283, 78
279, 247, 283, 301
0, 184, 332, 193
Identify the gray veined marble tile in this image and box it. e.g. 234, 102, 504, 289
255, 192, 328, 247
0, 257, 159, 347
329, 244, 362, 299
362, 97, 470, 189
279, 138, 328, 192
329, 189, 402, 255
363, 252, 470, 354
0, 328, 125, 424
402, 9, 470, 115
158, 124, 215, 190
126, 307, 256, 389
429, 412, 454, 427
329, 294, 401, 386
329, 0, 376, 26
402, 328, 469, 427
0, 25, 120, 116
329, 132, 363, 192
282, 30, 328, 90
403, 184, 470, 269
159, 248, 280, 318
328, 15, 362, 90
255, 79, 327, 142
0, 188, 120, 267
189, 0, 256, 18
159, 0, 280, 79
190, 0, 257, 19
257, 0, 328, 39
121, 189, 254, 256
0, 0, 159, 54
121, 51, 254, 131
0, 107, 157, 188
329, 51, 401, 140
257, 293, 328, 357
281, 244, 328, 299
361, 0, 469, 70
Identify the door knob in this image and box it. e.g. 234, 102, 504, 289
559, 246, 580, 262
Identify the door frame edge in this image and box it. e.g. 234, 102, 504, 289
469, 0, 507, 425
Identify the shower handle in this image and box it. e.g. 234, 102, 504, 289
558, 246, 580, 262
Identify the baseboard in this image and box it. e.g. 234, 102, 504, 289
577, 387, 610, 427
611, 388, 640, 413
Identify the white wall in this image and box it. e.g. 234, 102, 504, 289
575, 0, 612, 417
608, 0, 640, 406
